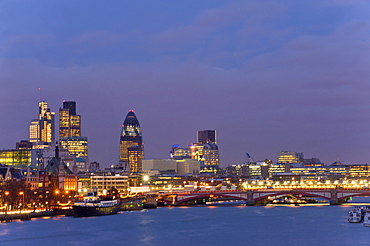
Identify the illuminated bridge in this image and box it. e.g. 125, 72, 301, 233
157, 188, 370, 206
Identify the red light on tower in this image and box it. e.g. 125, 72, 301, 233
129, 110, 134, 112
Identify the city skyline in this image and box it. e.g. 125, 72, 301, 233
1, 1, 370, 166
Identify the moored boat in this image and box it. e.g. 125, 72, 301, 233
348, 207, 363, 223
363, 207, 370, 227
73, 194, 121, 217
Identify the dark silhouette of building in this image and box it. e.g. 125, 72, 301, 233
197, 130, 216, 144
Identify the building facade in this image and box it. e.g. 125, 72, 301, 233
59, 101, 81, 140
197, 130, 216, 144
0, 149, 41, 168
119, 110, 143, 173
29, 101, 55, 148
59, 101, 88, 172
277, 151, 303, 164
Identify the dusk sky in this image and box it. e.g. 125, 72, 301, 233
1, 0, 370, 167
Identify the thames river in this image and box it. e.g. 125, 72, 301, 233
1, 201, 369, 246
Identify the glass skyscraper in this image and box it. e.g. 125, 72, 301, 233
29, 101, 55, 148
119, 110, 143, 173
59, 101, 88, 172
59, 101, 81, 140
197, 130, 216, 144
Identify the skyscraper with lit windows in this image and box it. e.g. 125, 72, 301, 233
119, 110, 143, 173
59, 101, 81, 140
194, 130, 219, 168
59, 101, 88, 172
29, 101, 55, 148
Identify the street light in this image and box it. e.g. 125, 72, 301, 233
19, 191, 24, 214
4, 191, 9, 215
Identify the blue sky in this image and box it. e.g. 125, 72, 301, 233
1, 0, 370, 166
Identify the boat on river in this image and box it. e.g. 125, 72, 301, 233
73, 194, 121, 217
363, 207, 370, 227
348, 207, 364, 223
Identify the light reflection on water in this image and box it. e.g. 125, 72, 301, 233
0, 200, 369, 246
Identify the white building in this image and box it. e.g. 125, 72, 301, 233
142, 159, 200, 175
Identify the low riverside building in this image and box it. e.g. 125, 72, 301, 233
142, 159, 200, 175
77, 171, 129, 195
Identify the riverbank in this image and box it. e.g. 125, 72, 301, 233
0, 210, 72, 222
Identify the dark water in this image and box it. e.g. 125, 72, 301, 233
1, 202, 369, 246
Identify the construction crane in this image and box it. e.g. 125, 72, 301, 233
245, 153, 255, 164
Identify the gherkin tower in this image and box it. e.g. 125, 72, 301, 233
119, 110, 143, 173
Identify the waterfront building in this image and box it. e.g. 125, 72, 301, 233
277, 151, 303, 164
90, 173, 129, 195
348, 164, 370, 178
287, 163, 348, 180
147, 175, 198, 192
77, 171, 129, 195
119, 110, 143, 173
59, 101, 81, 140
29, 101, 55, 148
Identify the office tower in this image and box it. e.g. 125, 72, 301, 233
194, 130, 219, 167
60, 136, 88, 158
59, 101, 88, 172
197, 130, 216, 144
119, 110, 143, 173
59, 101, 81, 140
29, 101, 55, 148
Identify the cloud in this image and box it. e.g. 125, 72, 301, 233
151, 0, 284, 51
68, 31, 125, 47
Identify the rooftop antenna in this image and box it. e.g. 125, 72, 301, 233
38, 88, 41, 102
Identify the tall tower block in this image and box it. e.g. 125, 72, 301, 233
119, 110, 143, 173
29, 101, 55, 147
197, 130, 216, 144
59, 101, 81, 140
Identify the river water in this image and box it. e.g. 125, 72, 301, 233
1, 201, 369, 246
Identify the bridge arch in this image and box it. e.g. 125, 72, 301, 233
176, 193, 247, 205
253, 190, 332, 202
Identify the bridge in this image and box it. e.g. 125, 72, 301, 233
157, 188, 370, 206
